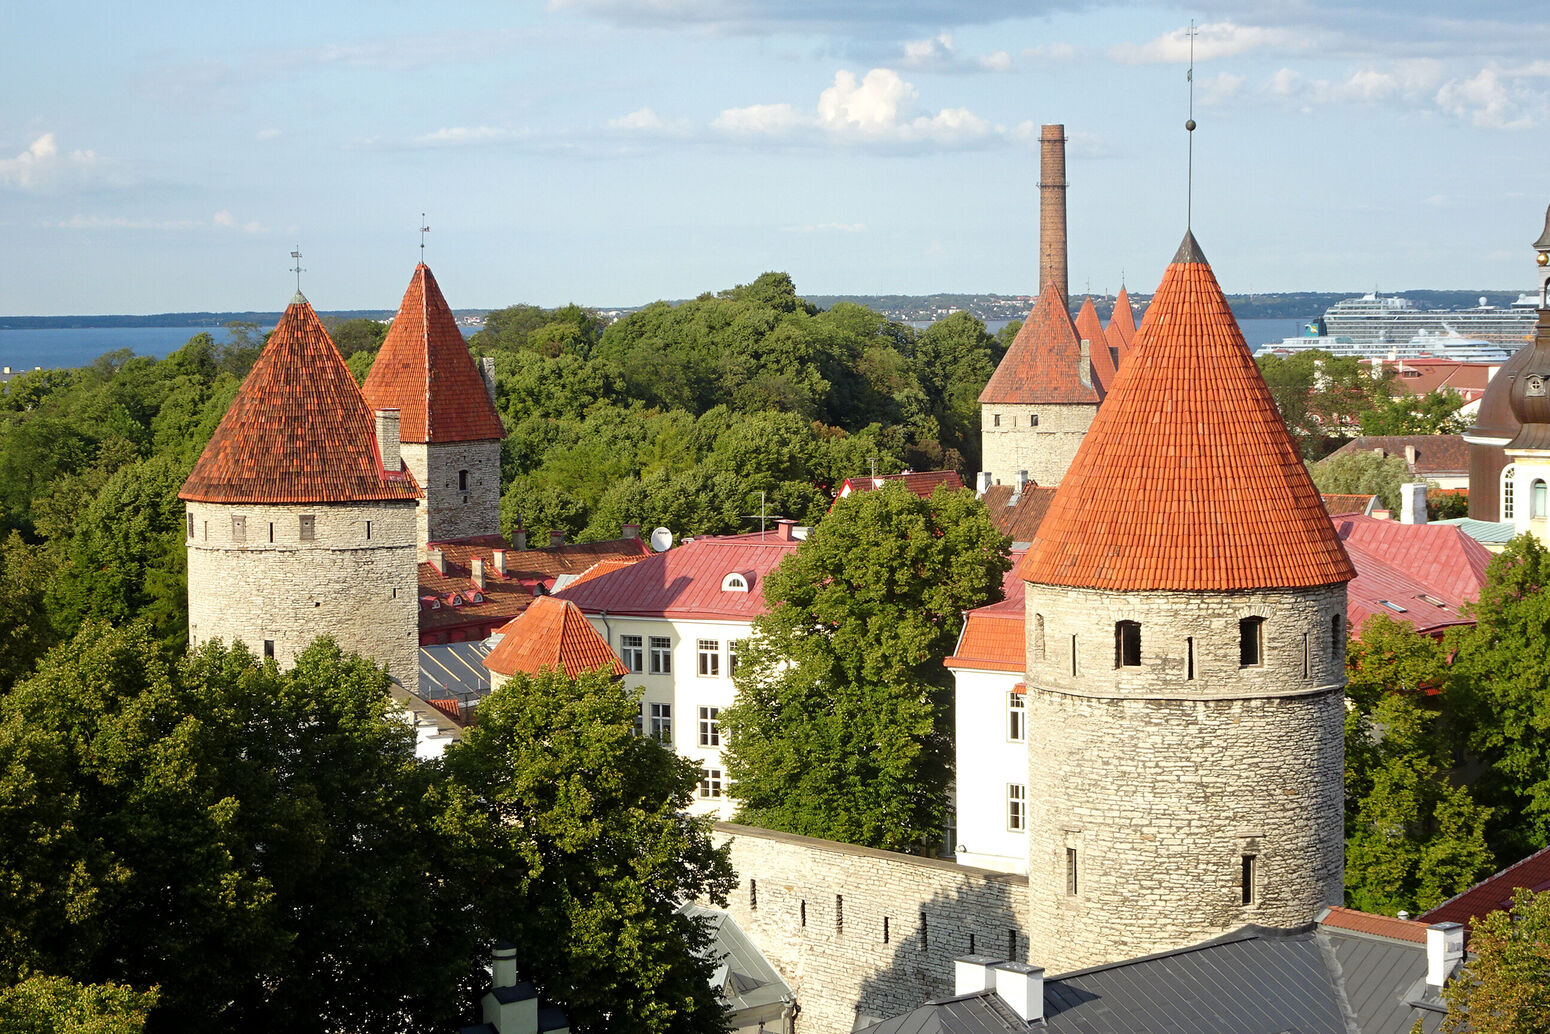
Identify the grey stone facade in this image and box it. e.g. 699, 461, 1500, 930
401, 439, 502, 550
1023, 582, 1347, 972
979, 402, 1096, 488
186, 499, 420, 694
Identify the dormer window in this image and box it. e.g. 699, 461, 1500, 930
467, 591, 484, 603
447, 593, 464, 607
721, 573, 749, 592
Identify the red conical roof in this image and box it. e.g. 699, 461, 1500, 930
482, 596, 626, 679
362, 264, 504, 444
1107, 286, 1137, 361
180, 295, 420, 504
979, 285, 1102, 405
1074, 295, 1118, 394
1020, 232, 1355, 591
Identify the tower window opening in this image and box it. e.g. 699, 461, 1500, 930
750, 879, 757, 911
836, 895, 844, 935
268, 522, 274, 543
1066, 848, 1079, 896
231, 516, 246, 542
1008, 929, 1018, 961
993, 414, 1001, 427
1033, 614, 1045, 661
1502, 463, 1517, 519
186, 512, 194, 539
1242, 854, 1258, 905
800, 900, 806, 927
1302, 632, 1310, 679
1534, 479, 1547, 519
1070, 634, 1079, 677
968, 933, 975, 955
883, 916, 890, 944
1239, 617, 1264, 668
263, 639, 275, 660
458, 469, 469, 491
365, 520, 372, 540
299, 514, 316, 541
1030, 414, 1039, 426
1186, 636, 1196, 680
1115, 620, 1141, 667
1332, 614, 1343, 657
919, 913, 928, 951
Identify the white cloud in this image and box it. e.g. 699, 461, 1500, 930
817, 69, 916, 134
1110, 21, 1303, 64
0, 133, 124, 194
412, 126, 524, 146
979, 50, 1013, 72
1260, 59, 1542, 128
55, 210, 265, 233
1198, 72, 1246, 106
1023, 42, 1078, 62
713, 102, 809, 136
608, 106, 696, 136
255, 128, 281, 141
1435, 68, 1539, 129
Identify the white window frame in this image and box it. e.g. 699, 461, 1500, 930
620, 634, 644, 673
1006, 691, 1026, 742
648, 702, 672, 742
698, 705, 721, 747
649, 635, 672, 675
1502, 463, 1516, 519
699, 767, 723, 799
1007, 783, 1027, 832
697, 639, 721, 677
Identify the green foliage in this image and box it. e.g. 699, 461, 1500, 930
0, 975, 156, 1034
1359, 389, 1469, 436
1442, 889, 1550, 1034
723, 484, 1010, 852
1257, 350, 1395, 459
322, 317, 387, 358
1310, 450, 1427, 514
0, 533, 57, 690
1344, 613, 1449, 712
442, 667, 735, 1034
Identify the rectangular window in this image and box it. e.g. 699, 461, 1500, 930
231, 516, 246, 542
1302, 632, 1310, 678
299, 515, 316, 541
698, 767, 723, 798
620, 635, 644, 673
750, 879, 757, 910
919, 913, 928, 951
800, 901, 806, 927
993, 414, 1001, 427
697, 639, 720, 677
202, 520, 208, 541
365, 520, 372, 540
1006, 692, 1026, 742
1007, 784, 1026, 832
1071, 634, 1079, 677
729, 640, 742, 674
268, 522, 275, 543
649, 636, 672, 674
836, 895, 844, 934
186, 512, 194, 539
1186, 636, 1196, 680
263, 639, 275, 661
698, 706, 721, 747
458, 469, 469, 491
1242, 854, 1258, 905
1066, 848, 1079, 896
1115, 620, 1141, 667
649, 702, 672, 743
632, 706, 643, 737
1030, 414, 1039, 427
1239, 617, 1264, 668
883, 916, 890, 944
1008, 929, 1018, 961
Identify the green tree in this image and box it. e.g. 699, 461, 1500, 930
0, 533, 57, 690
442, 667, 735, 1034
1442, 889, 1550, 1034
1310, 450, 1425, 514
912, 312, 996, 472
1359, 389, 1469, 436
722, 483, 1010, 852
0, 975, 156, 1034
323, 317, 387, 358
1344, 613, 1449, 712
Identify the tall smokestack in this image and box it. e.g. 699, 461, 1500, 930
1039, 124, 1068, 306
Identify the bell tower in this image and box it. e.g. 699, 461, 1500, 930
1499, 205, 1550, 541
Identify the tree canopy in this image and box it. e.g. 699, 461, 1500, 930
1442, 889, 1550, 1034
1310, 449, 1428, 515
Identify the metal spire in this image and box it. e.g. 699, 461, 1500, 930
420, 214, 430, 262
1185, 19, 1197, 230
289, 246, 305, 295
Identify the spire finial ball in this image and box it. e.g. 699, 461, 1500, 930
1185, 118, 1196, 132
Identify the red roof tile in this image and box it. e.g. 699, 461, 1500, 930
1107, 286, 1138, 362
1421, 844, 1550, 933
1318, 906, 1429, 944
945, 552, 1028, 672
979, 285, 1102, 405
1322, 494, 1378, 517
1020, 233, 1357, 591
483, 596, 626, 678
180, 295, 420, 504
979, 484, 1058, 543
1075, 296, 1119, 394
361, 264, 504, 444
555, 532, 799, 621
833, 470, 965, 509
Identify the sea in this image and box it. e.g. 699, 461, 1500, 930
0, 318, 1306, 374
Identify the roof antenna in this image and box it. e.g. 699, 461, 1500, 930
420, 213, 430, 263
1185, 19, 1197, 230
289, 246, 305, 295
742, 490, 783, 539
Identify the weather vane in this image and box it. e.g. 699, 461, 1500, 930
289, 246, 305, 293
420, 214, 430, 261
1185, 19, 1197, 230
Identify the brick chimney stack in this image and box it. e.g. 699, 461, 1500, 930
1038, 124, 1068, 306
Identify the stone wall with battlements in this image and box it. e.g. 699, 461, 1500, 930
1023, 582, 1347, 972
715, 823, 1031, 1034
402, 440, 501, 550
186, 499, 420, 694
980, 402, 1095, 488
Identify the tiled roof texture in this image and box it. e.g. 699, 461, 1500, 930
833, 470, 965, 507
1322, 493, 1378, 516
1317, 907, 1429, 944
1107, 286, 1138, 362
1421, 844, 1550, 933
1328, 435, 1470, 476
361, 264, 505, 444
978, 285, 1102, 405
1020, 232, 1358, 591
180, 295, 421, 504
979, 484, 1058, 543
554, 532, 799, 620
1074, 296, 1119, 393
1380, 359, 1493, 403
482, 596, 627, 678
945, 551, 1027, 672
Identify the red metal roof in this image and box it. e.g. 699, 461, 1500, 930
483, 596, 627, 678
1421, 844, 1550, 933
180, 295, 420, 504
1333, 514, 1491, 636
554, 532, 799, 620
979, 284, 1102, 405
1107, 286, 1138, 362
1318, 906, 1429, 944
1075, 296, 1118, 394
945, 552, 1027, 673
1020, 232, 1357, 592
361, 264, 504, 444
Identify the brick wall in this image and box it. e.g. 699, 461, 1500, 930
401, 439, 501, 550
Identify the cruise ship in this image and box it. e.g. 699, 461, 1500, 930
1264, 325, 1514, 364
1319, 292, 1535, 346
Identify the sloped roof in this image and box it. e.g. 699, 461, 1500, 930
1322, 493, 1378, 516
1107, 286, 1138, 361
978, 285, 1102, 405
1020, 232, 1357, 591
1333, 513, 1492, 604
1421, 843, 1550, 933
180, 294, 420, 504
1378, 359, 1493, 402
362, 263, 505, 444
1467, 336, 1535, 442
554, 532, 799, 621
979, 484, 1057, 544
482, 595, 626, 678
945, 551, 1027, 673
1074, 296, 1118, 394
1328, 435, 1469, 477
834, 470, 965, 507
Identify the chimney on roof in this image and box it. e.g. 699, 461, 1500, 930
622, 523, 640, 540
992, 962, 1045, 1023
472, 556, 487, 591
1078, 340, 1092, 388
1400, 482, 1428, 525
1404, 443, 1418, 468
976, 471, 992, 496
492, 547, 507, 576
1426, 922, 1465, 988
480, 356, 497, 407
1015, 470, 1029, 492
428, 547, 446, 575
492, 942, 518, 989
776, 519, 797, 542
953, 956, 998, 997
1038, 124, 1068, 306
375, 408, 401, 472
512, 528, 527, 552
549, 530, 565, 548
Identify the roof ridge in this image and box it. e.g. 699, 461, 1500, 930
1421, 842, 1550, 920
978, 284, 1101, 405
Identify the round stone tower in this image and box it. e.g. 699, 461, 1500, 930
1020, 231, 1355, 973
180, 293, 422, 694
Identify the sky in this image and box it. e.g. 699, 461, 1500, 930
4, 1, 1549, 315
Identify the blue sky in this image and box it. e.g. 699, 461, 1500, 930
4, 0, 1548, 314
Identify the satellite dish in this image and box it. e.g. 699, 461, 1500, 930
649, 527, 673, 553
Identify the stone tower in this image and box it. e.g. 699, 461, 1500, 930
979, 285, 1103, 488
1019, 231, 1354, 973
1498, 205, 1550, 541
181, 294, 422, 694
362, 264, 504, 553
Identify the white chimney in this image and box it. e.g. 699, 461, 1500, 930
1405, 444, 1418, 468
549, 530, 565, 548
991, 962, 1045, 1022
375, 408, 401, 472
472, 556, 487, 591
975, 471, 992, 495
953, 955, 998, 997
793, 526, 811, 540
1400, 482, 1428, 525
1078, 340, 1092, 387
1015, 470, 1029, 492
492, 942, 518, 988
481, 356, 498, 406
492, 548, 507, 576
1427, 922, 1465, 987
428, 547, 446, 575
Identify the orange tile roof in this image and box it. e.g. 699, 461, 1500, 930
1318, 906, 1428, 944
1107, 286, 1138, 362
1020, 232, 1357, 591
945, 550, 1027, 672
979, 284, 1102, 405
979, 484, 1058, 543
180, 295, 420, 504
832, 470, 965, 509
361, 264, 505, 444
1075, 296, 1118, 394
1322, 494, 1378, 516
482, 596, 626, 678
564, 554, 650, 590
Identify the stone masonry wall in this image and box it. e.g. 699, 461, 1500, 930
186, 499, 420, 695
401, 439, 501, 550
1023, 583, 1347, 972
979, 402, 1095, 488
716, 823, 1031, 1034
